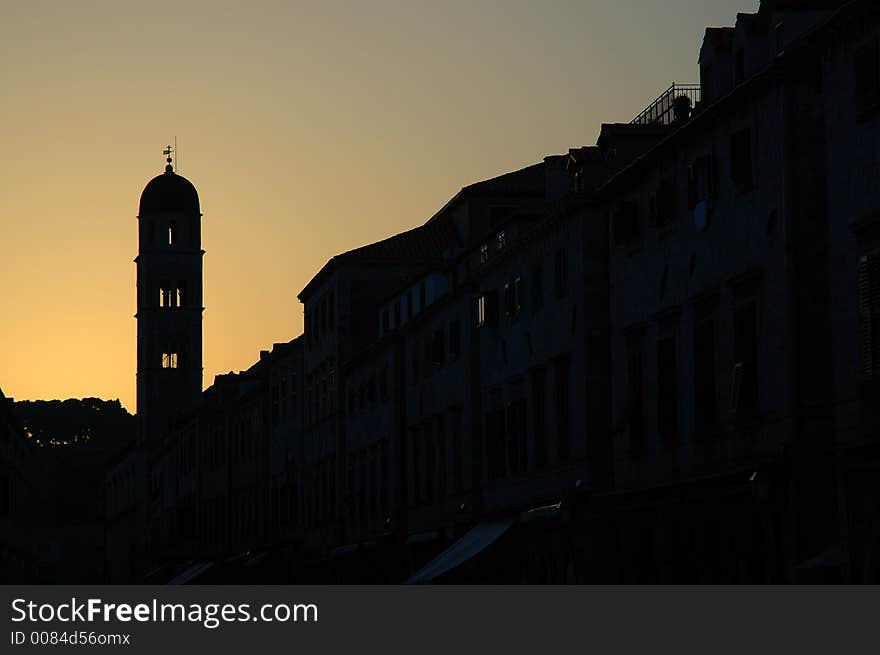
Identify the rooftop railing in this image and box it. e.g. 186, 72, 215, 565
631, 84, 702, 125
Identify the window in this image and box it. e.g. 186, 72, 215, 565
613, 201, 639, 246
480, 244, 489, 264
411, 339, 420, 380
380, 367, 389, 400
729, 128, 754, 193
858, 252, 880, 379
734, 48, 745, 85
688, 155, 717, 209
0, 474, 9, 517
554, 249, 568, 298
554, 355, 571, 461
656, 334, 679, 443
532, 265, 544, 310
514, 277, 524, 314
694, 316, 717, 434
431, 329, 445, 366
855, 38, 880, 113
732, 300, 759, 421
531, 367, 547, 468
162, 352, 179, 369
451, 409, 463, 491
168, 221, 177, 245
626, 333, 645, 451
506, 399, 527, 476
504, 278, 524, 316
449, 320, 461, 359
573, 169, 585, 194
486, 403, 506, 481
176, 281, 186, 307
651, 180, 676, 228
497, 231, 507, 251
475, 291, 499, 328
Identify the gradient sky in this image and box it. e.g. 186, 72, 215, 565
0, 0, 751, 411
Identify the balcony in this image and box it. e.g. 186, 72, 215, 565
631, 84, 702, 125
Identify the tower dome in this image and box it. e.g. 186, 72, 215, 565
138, 161, 200, 215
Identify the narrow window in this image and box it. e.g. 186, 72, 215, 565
694, 317, 717, 434
734, 48, 745, 85
168, 221, 177, 246
858, 252, 880, 379
729, 128, 754, 193
775, 23, 785, 55
162, 352, 179, 369
554, 355, 571, 460
532, 265, 544, 311
379, 367, 388, 400
497, 230, 507, 251
448, 320, 461, 358
476, 295, 487, 327
732, 300, 759, 421
531, 367, 547, 468
431, 329, 445, 366
514, 277, 524, 314
613, 201, 640, 246
656, 334, 679, 443
855, 38, 880, 113
626, 333, 645, 451
480, 244, 489, 264
554, 249, 568, 298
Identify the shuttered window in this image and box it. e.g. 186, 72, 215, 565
859, 252, 880, 379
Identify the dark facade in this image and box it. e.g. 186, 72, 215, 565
104, 0, 880, 584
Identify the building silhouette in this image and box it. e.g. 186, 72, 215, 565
136, 151, 204, 444
102, 0, 880, 584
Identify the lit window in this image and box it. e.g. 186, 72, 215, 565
168, 221, 177, 245
476, 296, 487, 327
162, 352, 179, 369
497, 231, 506, 250
480, 244, 489, 264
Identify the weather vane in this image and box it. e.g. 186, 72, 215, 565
163, 144, 174, 168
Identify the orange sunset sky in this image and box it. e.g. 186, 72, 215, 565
1, 0, 741, 411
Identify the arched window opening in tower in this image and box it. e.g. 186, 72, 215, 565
162, 352, 179, 369
168, 221, 177, 246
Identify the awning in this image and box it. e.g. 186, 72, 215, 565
797, 546, 845, 570
244, 551, 270, 568
520, 502, 562, 524
405, 530, 439, 546
167, 561, 213, 585
406, 519, 513, 584
330, 544, 359, 559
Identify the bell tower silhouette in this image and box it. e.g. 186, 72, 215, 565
135, 147, 204, 443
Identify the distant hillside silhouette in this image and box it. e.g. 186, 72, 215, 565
13, 397, 134, 449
